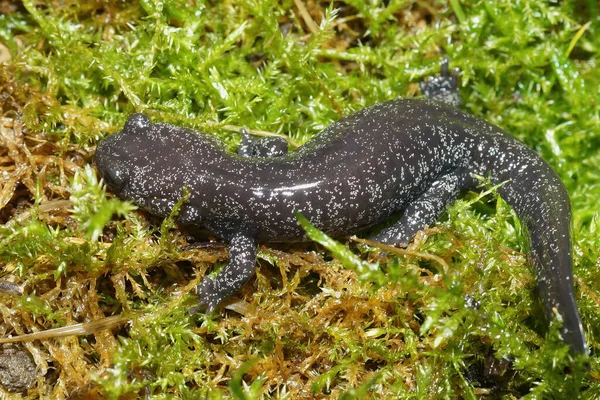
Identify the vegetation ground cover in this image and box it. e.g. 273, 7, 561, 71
0, 0, 599, 398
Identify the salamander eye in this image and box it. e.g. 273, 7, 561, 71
123, 113, 150, 133
104, 162, 129, 190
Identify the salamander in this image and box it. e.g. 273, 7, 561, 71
94, 61, 587, 355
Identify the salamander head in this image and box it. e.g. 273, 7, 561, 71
94, 113, 188, 218
95, 114, 149, 193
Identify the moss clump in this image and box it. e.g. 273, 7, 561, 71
0, 0, 599, 398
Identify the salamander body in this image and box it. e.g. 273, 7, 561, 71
94, 75, 587, 355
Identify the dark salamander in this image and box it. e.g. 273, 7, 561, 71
94, 64, 587, 355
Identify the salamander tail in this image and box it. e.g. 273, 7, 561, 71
498, 167, 587, 355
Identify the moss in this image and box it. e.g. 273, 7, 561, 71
0, 0, 599, 398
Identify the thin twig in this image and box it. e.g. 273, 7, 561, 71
350, 236, 450, 274
0, 315, 128, 344
293, 0, 319, 34
219, 123, 301, 148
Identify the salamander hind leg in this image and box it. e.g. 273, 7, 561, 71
370, 168, 469, 246
195, 231, 258, 313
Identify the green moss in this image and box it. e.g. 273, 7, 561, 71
0, 0, 599, 398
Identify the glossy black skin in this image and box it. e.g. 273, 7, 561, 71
94, 76, 586, 356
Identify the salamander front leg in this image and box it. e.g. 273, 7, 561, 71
237, 128, 288, 158
419, 56, 462, 107
195, 231, 258, 313
370, 168, 469, 246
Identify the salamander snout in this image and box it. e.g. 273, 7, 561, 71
94, 140, 130, 193
95, 113, 151, 193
